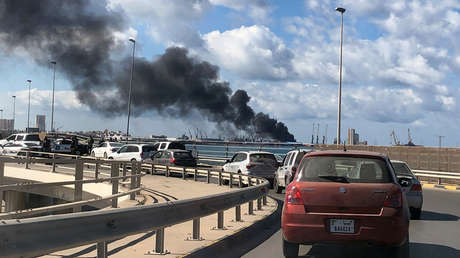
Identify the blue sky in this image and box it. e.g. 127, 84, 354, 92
1, 0, 460, 146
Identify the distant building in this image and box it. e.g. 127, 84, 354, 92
36, 115, 46, 132
347, 128, 360, 145
0, 119, 14, 131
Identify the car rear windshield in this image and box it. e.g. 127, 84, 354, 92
168, 142, 186, 150
249, 153, 277, 163
142, 145, 156, 152
298, 156, 392, 183
173, 151, 193, 159
392, 162, 414, 177
24, 135, 41, 141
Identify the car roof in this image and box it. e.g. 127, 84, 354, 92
236, 151, 274, 155
306, 150, 387, 159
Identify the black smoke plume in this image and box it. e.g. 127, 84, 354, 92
0, 0, 295, 142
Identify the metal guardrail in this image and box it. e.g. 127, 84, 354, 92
413, 169, 460, 185
0, 151, 270, 258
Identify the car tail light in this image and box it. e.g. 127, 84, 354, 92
169, 158, 176, 163
384, 191, 402, 208
410, 183, 422, 192
246, 164, 254, 169
140, 152, 143, 158
286, 186, 303, 205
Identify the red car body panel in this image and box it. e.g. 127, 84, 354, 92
281, 150, 409, 246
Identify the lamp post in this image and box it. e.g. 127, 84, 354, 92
50, 61, 56, 132
26, 80, 32, 132
12, 96, 16, 130
0, 109, 3, 119
126, 38, 136, 142
335, 7, 346, 145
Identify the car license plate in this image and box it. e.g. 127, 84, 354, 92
330, 219, 354, 233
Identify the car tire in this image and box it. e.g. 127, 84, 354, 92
387, 235, 410, 258
282, 238, 299, 258
411, 208, 422, 220
103, 152, 107, 159
108, 157, 113, 159
274, 177, 283, 194
131, 158, 136, 162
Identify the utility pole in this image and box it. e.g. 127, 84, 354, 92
50, 61, 57, 132
335, 7, 346, 146
311, 123, 315, 144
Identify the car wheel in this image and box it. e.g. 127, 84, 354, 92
282, 238, 299, 258
131, 158, 136, 162
387, 235, 409, 258
103, 152, 107, 159
411, 208, 422, 220
274, 177, 282, 194
108, 157, 113, 159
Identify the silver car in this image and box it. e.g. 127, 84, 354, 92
391, 160, 423, 219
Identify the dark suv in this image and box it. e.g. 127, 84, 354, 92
151, 149, 197, 167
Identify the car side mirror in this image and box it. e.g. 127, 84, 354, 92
398, 178, 410, 187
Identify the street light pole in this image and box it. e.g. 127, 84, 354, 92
335, 7, 346, 145
50, 61, 57, 132
126, 38, 136, 142
0, 109, 3, 119
27, 80, 32, 132
12, 96, 16, 130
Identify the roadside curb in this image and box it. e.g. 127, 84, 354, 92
422, 183, 460, 191
184, 197, 282, 258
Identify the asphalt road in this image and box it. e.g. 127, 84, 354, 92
242, 188, 460, 258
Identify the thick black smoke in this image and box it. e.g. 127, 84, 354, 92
0, 0, 295, 142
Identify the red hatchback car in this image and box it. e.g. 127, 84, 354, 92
281, 150, 410, 258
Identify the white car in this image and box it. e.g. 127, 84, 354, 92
0, 133, 41, 146
153, 141, 186, 151
222, 151, 279, 182
274, 148, 313, 193
1, 142, 42, 156
91, 141, 123, 158
391, 160, 423, 219
108, 144, 156, 162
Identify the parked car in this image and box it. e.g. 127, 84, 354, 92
152, 141, 186, 151
0, 133, 41, 146
274, 149, 313, 193
222, 151, 279, 183
282, 150, 410, 258
91, 141, 124, 158
151, 149, 197, 167
107, 144, 156, 161
391, 160, 423, 219
1, 142, 42, 156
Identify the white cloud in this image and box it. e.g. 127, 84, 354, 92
210, 0, 273, 23
202, 25, 294, 80
14, 89, 84, 110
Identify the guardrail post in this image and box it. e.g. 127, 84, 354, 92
194, 168, 197, 181
0, 161, 4, 212
238, 175, 242, 188
182, 167, 186, 180
229, 173, 233, 188
257, 197, 262, 210
130, 162, 136, 200
52, 153, 57, 172
151, 163, 155, 174
96, 241, 107, 258
95, 159, 99, 179
192, 218, 201, 240
218, 171, 222, 186
235, 205, 241, 222
438, 177, 442, 185
248, 176, 252, 187
207, 169, 210, 183
217, 211, 224, 229
136, 162, 142, 194
122, 163, 127, 181
263, 195, 267, 206
165, 166, 169, 177
146, 227, 169, 255
111, 162, 119, 208
248, 201, 254, 215
74, 159, 83, 212
25, 152, 30, 169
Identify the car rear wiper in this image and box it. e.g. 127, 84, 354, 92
317, 175, 349, 183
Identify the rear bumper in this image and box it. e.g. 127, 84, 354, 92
282, 206, 408, 246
